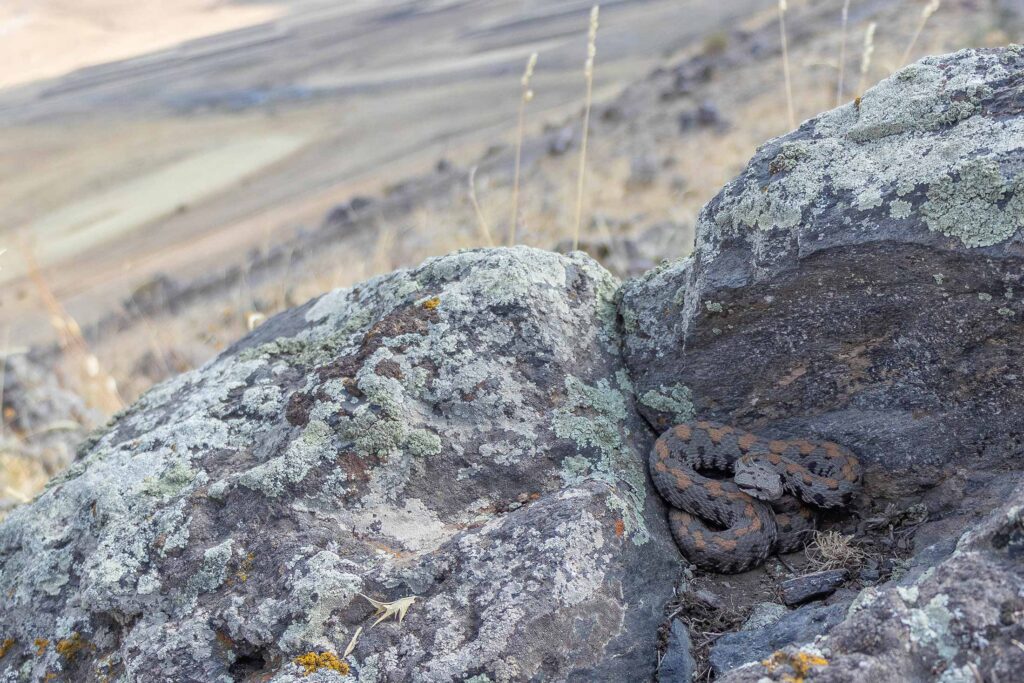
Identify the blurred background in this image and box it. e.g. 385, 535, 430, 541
0, 0, 1020, 513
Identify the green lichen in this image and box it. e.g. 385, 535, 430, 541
405, 429, 442, 457
921, 157, 1024, 247
640, 384, 695, 424
890, 199, 913, 219
552, 375, 649, 544
238, 420, 334, 497
140, 462, 197, 499
705, 301, 723, 313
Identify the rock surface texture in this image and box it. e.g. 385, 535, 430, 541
620, 46, 1024, 682
3, 46, 1024, 683
0, 249, 679, 681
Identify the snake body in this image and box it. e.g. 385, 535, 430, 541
649, 421, 862, 574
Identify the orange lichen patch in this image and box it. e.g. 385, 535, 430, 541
55, 633, 85, 661
422, 297, 441, 310
34, 638, 49, 656
712, 537, 738, 551
762, 650, 829, 683
294, 651, 350, 676
673, 424, 692, 440
614, 519, 626, 537
237, 552, 255, 582
769, 440, 789, 454
0, 639, 15, 659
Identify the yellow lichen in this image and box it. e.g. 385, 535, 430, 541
34, 638, 49, 656
237, 552, 255, 582
56, 633, 85, 661
0, 639, 15, 659
422, 297, 441, 310
762, 650, 829, 683
294, 651, 349, 676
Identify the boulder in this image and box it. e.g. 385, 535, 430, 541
709, 602, 846, 676
621, 47, 1024, 476
0, 248, 679, 682
619, 45, 1024, 682
719, 487, 1024, 682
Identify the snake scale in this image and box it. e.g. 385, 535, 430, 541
649, 421, 862, 573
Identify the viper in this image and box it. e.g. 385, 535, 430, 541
649, 421, 862, 573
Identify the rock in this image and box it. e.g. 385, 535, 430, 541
720, 488, 1024, 682
627, 153, 660, 189
678, 101, 724, 132
0, 351, 100, 514
0, 248, 679, 682
709, 602, 847, 676
659, 619, 696, 683
621, 47, 1024, 476
740, 602, 788, 631
324, 196, 374, 226
780, 570, 848, 606
547, 125, 575, 156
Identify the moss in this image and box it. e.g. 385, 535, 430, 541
294, 651, 350, 676
921, 157, 1024, 247
640, 384, 695, 423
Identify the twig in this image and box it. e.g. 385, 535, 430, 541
778, 0, 796, 129
899, 0, 940, 68
857, 21, 877, 94
510, 52, 537, 246
468, 167, 494, 246
572, 5, 599, 251
836, 0, 851, 106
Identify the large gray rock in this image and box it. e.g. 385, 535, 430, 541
619, 45, 1024, 682
621, 46, 1024, 476
719, 486, 1024, 682
0, 248, 679, 682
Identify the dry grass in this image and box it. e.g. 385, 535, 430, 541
778, 0, 796, 130
900, 0, 941, 67
572, 5, 600, 251
805, 530, 869, 571
19, 243, 123, 415
510, 52, 538, 245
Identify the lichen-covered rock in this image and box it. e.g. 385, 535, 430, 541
718, 486, 1024, 682
619, 45, 1024, 682
621, 46, 1024, 473
0, 248, 679, 682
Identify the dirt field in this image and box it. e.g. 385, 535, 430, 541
0, 0, 765, 346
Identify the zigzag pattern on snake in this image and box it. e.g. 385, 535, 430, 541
649, 421, 862, 574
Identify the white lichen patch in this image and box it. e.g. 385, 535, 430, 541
701, 49, 1024, 252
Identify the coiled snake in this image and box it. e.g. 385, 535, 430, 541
649, 421, 862, 573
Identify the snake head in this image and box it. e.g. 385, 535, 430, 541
734, 456, 784, 500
